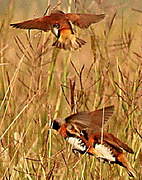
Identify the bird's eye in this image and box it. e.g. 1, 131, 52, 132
53, 24, 60, 29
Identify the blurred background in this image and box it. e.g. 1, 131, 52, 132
0, 0, 142, 179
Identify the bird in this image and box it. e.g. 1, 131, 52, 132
10, 10, 105, 50
52, 105, 136, 178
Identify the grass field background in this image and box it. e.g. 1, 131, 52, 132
0, 0, 142, 179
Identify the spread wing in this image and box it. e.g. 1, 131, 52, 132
65, 13, 105, 28
65, 106, 114, 131
10, 16, 51, 31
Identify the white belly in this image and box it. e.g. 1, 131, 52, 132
66, 137, 86, 152
95, 144, 115, 162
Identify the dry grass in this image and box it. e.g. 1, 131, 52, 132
0, 0, 142, 179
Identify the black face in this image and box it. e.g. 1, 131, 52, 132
52, 120, 60, 130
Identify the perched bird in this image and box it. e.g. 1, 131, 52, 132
10, 10, 105, 50
52, 106, 136, 177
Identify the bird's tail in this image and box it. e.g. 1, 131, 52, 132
126, 165, 136, 178
52, 35, 86, 50
117, 153, 136, 178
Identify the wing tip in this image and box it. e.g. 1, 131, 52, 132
125, 146, 134, 154
10, 23, 17, 27
10, 23, 25, 29
96, 13, 105, 21
102, 105, 115, 113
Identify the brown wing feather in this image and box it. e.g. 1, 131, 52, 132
88, 106, 114, 127
88, 132, 134, 154
65, 13, 105, 28
10, 16, 51, 31
104, 133, 134, 154
65, 106, 114, 131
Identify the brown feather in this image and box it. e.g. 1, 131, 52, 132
105, 133, 134, 154
117, 153, 136, 177
88, 132, 134, 154
66, 13, 105, 28
65, 106, 114, 131
10, 11, 71, 32
10, 16, 51, 31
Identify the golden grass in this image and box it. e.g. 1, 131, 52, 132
0, 0, 142, 179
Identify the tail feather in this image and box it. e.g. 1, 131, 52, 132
52, 37, 86, 50
126, 166, 136, 178
76, 38, 86, 46
117, 153, 136, 178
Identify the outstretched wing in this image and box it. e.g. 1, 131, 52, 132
10, 16, 51, 31
65, 13, 105, 28
65, 106, 114, 131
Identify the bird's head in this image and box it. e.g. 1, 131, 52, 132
52, 118, 69, 137
52, 23, 60, 38
52, 118, 82, 138
52, 118, 65, 131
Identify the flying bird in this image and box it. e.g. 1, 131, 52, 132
52, 105, 136, 177
10, 10, 105, 50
